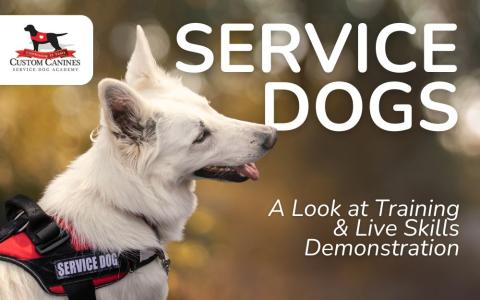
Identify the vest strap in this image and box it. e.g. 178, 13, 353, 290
64, 281, 96, 300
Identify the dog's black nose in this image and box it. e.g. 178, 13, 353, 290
261, 127, 277, 150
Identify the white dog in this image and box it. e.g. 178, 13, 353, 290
0, 25, 276, 300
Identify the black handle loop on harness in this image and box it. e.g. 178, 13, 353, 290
5, 195, 70, 254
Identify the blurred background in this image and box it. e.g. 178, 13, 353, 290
0, 0, 480, 299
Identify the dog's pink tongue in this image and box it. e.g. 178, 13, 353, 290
235, 163, 259, 180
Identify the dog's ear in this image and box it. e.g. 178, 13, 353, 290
98, 78, 148, 141
125, 25, 164, 87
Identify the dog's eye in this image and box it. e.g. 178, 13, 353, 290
193, 128, 210, 144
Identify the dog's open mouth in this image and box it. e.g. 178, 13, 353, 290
194, 163, 259, 182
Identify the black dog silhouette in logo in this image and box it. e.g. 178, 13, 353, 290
24, 25, 67, 51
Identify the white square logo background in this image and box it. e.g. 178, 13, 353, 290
0, 15, 93, 85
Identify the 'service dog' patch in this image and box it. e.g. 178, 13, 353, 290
0, 15, 93, 85
54, 253, 119, 280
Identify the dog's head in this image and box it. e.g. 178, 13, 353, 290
24, 25, 35, 33
97, 26, 276, 183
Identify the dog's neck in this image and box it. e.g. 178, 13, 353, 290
38, 134, 197, 252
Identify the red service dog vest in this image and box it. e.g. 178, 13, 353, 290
0, 195, 169, 300
31, 32, 48, 43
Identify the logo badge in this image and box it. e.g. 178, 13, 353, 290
0, 15, 93, 85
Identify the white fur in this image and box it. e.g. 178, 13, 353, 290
0, 25, 275, 300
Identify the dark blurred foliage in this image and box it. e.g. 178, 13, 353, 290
0, 0, 479, 299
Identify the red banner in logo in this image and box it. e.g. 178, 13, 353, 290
16, 49, 76, 59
